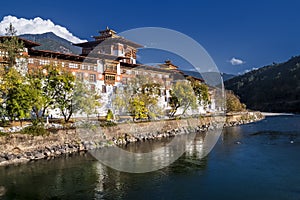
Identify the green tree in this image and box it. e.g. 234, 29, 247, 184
226, 90, 246, 112
1, 23, 26, 71
106, 109, 114, 121
52, 69, 75, 123
168, 80, 197, 117
187, 76, 211, 108
0, 24, 29, 125
128, 96, 148, 120
3, 68, 31, 125
26, 68, 50, 122
123, 76, 162, 120
72, 80, 101, 119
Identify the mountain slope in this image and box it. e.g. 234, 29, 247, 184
19, 32, 81, 54
181, 70, 235, 81
225, 56, 300, 113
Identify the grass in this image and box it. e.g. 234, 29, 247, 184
20, 125, 50, 136
100, 121, 117, 127
0, 131, 8, 137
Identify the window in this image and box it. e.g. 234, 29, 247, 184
0, 50, 8, 56
121, 78, 128, 84
105, 74, 115, 81
89, 74, 96, 82
90, 84, 95, 91
90, 66, 97, 71
69, 63, 78, 69
105, 65, 117, 72
102, 85, 106, 93
113, 86, 117, 94
39, 59, 50, 65
28, 58, 34, 64
163, 89, 167, 96
76, 72, 84, 81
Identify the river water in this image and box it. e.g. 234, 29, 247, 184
0, 115, 299, 200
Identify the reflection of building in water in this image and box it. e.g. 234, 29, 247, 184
95, 162, 106, 194
185, 134, 205, 158
0, 186, 6, 197
94, 161, 123, 198
0, 27, 218, 117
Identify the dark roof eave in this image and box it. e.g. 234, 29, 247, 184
74, 37, 143, 48
0, 36, 41, 47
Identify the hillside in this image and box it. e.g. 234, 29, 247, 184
19, 32, 81, 54
181, 70, 235, 82
225, 56, 300, 113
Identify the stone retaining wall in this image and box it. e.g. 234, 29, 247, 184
0, 112, 264, 166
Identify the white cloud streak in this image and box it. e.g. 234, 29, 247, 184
229, 57, 245, 65
243, 67, 258, 74
0, 15, 87, 43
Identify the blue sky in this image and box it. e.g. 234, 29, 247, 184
1, 0, 300, 74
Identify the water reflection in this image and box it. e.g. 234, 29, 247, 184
89, 128, 221, 174
0, 186, 6, 197
0, 116, 299, 199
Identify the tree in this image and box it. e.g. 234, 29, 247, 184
72, 80, 101, 119
3, 68, 31, 125
0, 24, 29, 125
1, 23, 26, 71
226, 90, 246, 112
52, 69, 76, 123
121, 76, 163, 120
168, 80, 197, 117
106, 109, 114, 121
187, 76, 211, 108
27, 65, 101, 123
26, 68, 50, 122
128, 96, 148, 120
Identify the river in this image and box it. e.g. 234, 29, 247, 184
0, 115, 299, 200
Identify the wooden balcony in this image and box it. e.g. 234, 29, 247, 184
104, 74, 116, 85
104, 65, 117, 74
104, 68, 117, 74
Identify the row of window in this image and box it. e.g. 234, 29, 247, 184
126, 70, 169, 79
101, 85, 117, 94
28, 58, 97, 71
76, 72, 96, 82
0, 50, 8, 56
105, 74, 115, 81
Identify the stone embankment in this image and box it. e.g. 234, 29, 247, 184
0, 112, 264, 166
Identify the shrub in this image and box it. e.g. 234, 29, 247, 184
0, 131, 8, 137
106, 109, 114, 121
20, 125, 49, 136
100, 121, 117, 127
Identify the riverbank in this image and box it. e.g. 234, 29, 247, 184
0, 112, 264, 167
261, 112, 295, 116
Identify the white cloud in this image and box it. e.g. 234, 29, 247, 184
0, 15, 87, 43
229, 57, 245, 65
243, 67, 258, 74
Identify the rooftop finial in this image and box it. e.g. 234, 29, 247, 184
106, 26, 109, 30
